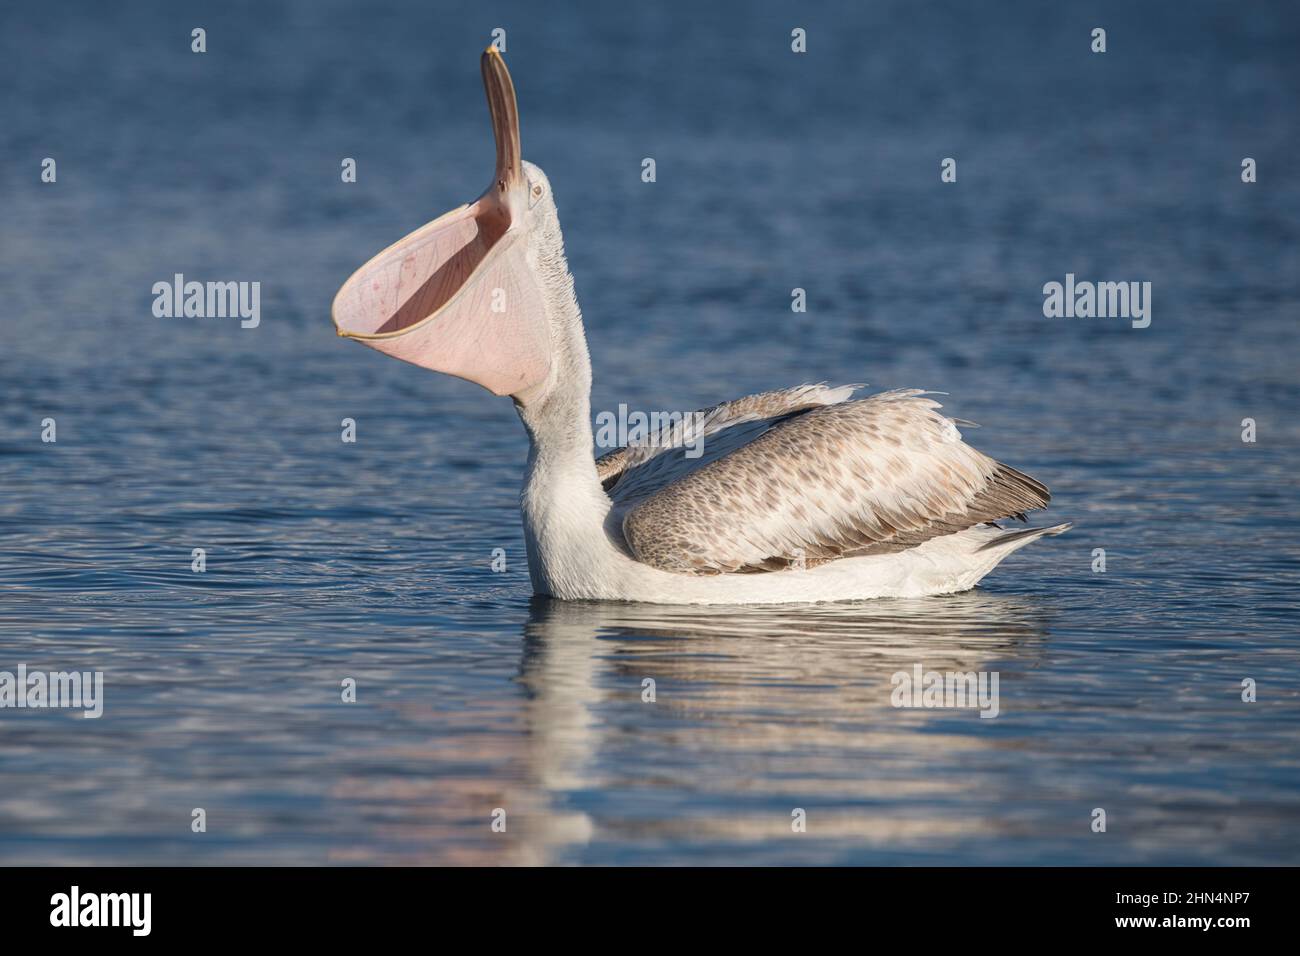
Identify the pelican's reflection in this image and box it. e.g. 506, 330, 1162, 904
510, 591, 1054, 864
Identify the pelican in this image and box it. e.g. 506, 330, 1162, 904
331, 49, 1069, 605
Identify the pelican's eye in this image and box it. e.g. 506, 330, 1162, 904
529, 181, 545, 208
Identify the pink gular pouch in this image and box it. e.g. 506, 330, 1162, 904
330, 49, 551, 398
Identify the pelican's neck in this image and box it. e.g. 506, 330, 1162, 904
514, 225, 597, 475
513, 233, 617, 595
517, 327, 597, 479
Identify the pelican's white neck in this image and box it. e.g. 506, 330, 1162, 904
512, 227, 619, 597
513, 215, 595, 468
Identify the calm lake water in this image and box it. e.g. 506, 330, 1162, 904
2, 0, 1298, 865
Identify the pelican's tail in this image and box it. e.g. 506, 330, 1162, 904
976, 522, 1073, 554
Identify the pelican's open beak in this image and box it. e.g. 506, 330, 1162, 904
330, 48, 551, 398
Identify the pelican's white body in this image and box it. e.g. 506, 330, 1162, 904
520, 430, 1060, 604
496, 159, 1066, 605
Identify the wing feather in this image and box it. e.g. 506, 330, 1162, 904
596, 383, 860, 508
620, 389, 1051, 574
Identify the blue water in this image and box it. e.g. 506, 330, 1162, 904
1, 0, 1298, 864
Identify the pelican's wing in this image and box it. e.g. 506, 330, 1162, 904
597, 383, 860, 509
619, 389, 1051, 574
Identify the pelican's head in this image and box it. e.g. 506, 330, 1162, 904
331, 49, 564, 400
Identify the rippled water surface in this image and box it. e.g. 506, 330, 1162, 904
2, 0, 1298, 864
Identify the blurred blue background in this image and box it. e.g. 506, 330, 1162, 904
0, 0, 1297, 864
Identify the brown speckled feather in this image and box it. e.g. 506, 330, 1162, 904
616, 388, 1051, 575
597, 383, 859, 506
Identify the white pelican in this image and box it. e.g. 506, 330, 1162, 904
332, 49, 1069, 605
